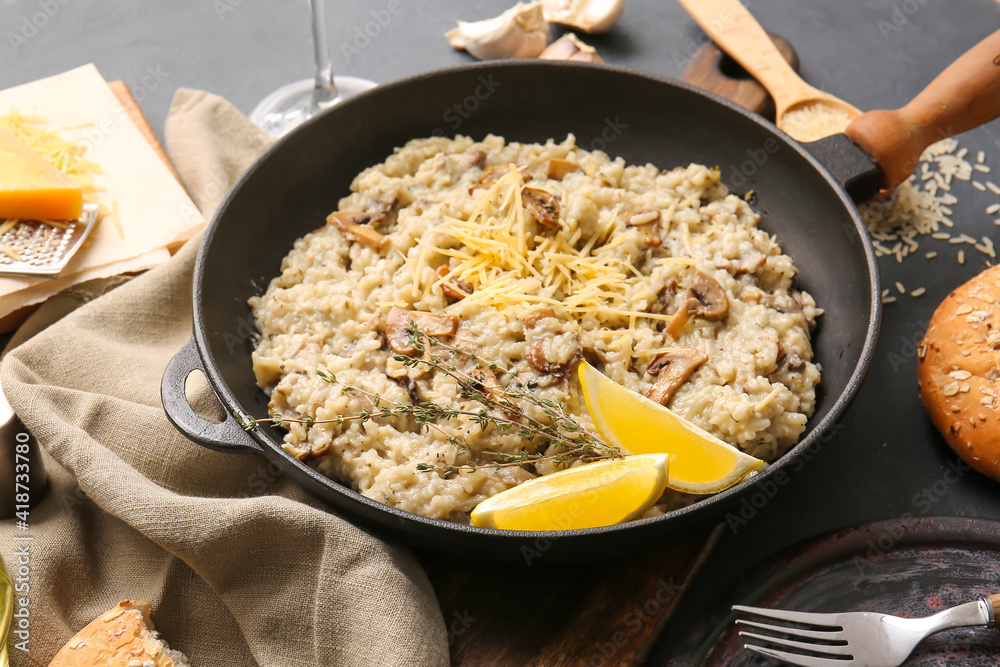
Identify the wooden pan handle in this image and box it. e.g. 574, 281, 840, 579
987, 593, 1000, 628
677, 0, 815, 112
846, 29, 1000, 189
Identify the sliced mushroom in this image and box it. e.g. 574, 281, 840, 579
470, 164, 532, 193
546, 158, 581, 180
469, 367, 502, 402
461, 149, 488, 169
385, 307, 459, 354
645, 346, 708, 406
327, 211, 388, 250
621, 209, 662, 247
759, 289, 816, 330
665, 272, 729, 338
398, 375, 423, 405
538, 33, 604, 62
688, 271, 729, 321
789, 289, 816, 330
434, 265, 473, 301
523, 307, 557, 329
527, 340, 575, 376
736, 250, 767, 275
768, 346, 806, 384
664, 299, 693, 339
521, 186, 561, 229
446, 1, 550, 60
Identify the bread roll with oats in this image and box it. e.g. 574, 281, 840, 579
918, 264, 1000, 480
48, 600, 191, 667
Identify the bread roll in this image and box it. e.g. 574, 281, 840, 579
48, 600, 191, 667
917, 264, 1000, 480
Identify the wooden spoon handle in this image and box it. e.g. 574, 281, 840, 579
678, 0, 815, 112
846, 28, 1000, 189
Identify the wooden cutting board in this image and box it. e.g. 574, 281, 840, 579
425, 525, 724, 666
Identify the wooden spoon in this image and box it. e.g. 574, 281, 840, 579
678, 0, 861, 142
682, 0, 1000, 193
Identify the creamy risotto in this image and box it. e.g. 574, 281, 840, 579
249, 134, 821, 523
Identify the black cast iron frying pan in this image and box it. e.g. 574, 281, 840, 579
160, 35, 1000, 561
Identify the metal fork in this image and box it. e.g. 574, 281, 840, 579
733, 594, 1000, 666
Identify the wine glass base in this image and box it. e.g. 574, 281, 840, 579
249, 76, 377, 137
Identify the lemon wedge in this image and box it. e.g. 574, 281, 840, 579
578, 361, 763, 494
470, 454, 669, 531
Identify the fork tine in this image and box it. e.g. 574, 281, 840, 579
745, 643, 856, 666
739, 631, 852, 657
733, 604, 843, 627
737, 618, 846, 641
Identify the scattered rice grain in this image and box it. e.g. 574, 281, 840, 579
978, 150, 986, 163
911, 287, 926, 297
973, 181, 987, 191
958, 250, 966, 264
987, 181, 1000, 195
925, 251, 938, 259
895, 281, 906, 293
975, 163, 991, 173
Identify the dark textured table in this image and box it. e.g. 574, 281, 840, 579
4, 0, 1000, 663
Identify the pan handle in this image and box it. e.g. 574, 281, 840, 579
846, 28, 1000, 190
161, 337, 264, 453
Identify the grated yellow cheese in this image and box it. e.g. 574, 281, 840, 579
409, 164, 695, 329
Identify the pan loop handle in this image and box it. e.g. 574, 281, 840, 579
161, 337, 263, 453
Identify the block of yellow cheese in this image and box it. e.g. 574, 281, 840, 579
0, 126, 82, 221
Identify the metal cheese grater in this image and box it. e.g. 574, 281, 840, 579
0, 203, 99, 278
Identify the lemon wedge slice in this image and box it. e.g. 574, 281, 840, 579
470, 454, 669, 531
578, 361, 763, 494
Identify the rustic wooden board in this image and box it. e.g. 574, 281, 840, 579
681, 33, 798, 119
425, 524, 724, 666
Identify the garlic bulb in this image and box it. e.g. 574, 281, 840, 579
541, 0, 626, 34
446, 2, 550, 60
538, 33, 603, 62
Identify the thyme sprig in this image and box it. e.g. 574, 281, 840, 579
245, 323, 620, 475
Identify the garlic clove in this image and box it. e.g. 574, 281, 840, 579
541, 0, 625, 34
538, 33, 603, 62
446, 2, 551, 60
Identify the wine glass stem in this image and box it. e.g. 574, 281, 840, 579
308, 0, 338, 110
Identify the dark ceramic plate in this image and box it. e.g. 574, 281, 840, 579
666, 516, 1000, 665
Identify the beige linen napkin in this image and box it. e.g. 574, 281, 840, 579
0, 89, 449, 667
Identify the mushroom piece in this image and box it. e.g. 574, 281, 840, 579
622, 209, 662, 248
470, 164, 532, 193
527, 340, 575, 376
665, 272, 729, 338
523, 306, 557, 329
521, 186, 561, 229
687, 271, 729, 321
735, 250, 767, 275
327, 211, 388, 250
541, 0, 626, 33
546, 158, 581, 180
446, 2, 550, 60
434, 265, 473, 301
538, 33, 603, 62
768, 346, 806, 384
461, 149, 488, 170
385, 307, 459, 354
645, 346, 708, 406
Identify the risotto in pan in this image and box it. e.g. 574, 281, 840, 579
249, 134, 821, 523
